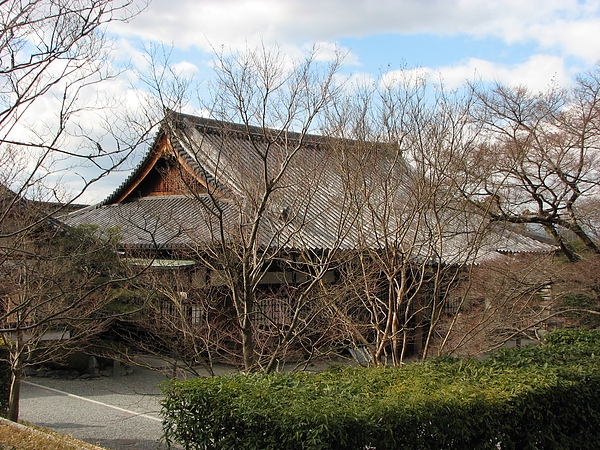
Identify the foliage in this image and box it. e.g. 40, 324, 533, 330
0, 222, 129, 421
486, 328, 600, 367
560, 294, 600, 328
162, 328, 600, 449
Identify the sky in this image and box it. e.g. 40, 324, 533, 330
114, 0, 600, 90
16, 0, 600, 203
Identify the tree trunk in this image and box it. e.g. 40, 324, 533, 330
7, 340, 24, 422
241, 324, 255, 371
543, 223, 579, 262
570, 222, 600, 254
241, 295, 255, 371
8, 369, 21, 422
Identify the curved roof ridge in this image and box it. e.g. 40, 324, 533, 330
102, 152, 153, 206
167, 109, 329, 147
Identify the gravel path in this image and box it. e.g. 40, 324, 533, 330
20, 366, 179, 450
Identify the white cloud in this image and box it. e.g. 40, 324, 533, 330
10, 0, 600, 202
0, 56, 166, 204
303, 42, 360, 66
110, 37, 149, 70
103, 0, 600, 100
380, 54, 572, 92
380, 67, 432, 89
115, 0, 600, 60
334, 72, 378, 91
526, 18, 600, 64
436, 54, 571, 91
171, 61, 200, 79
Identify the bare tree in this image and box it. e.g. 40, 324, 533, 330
115, 261, 231, 377
431, 253, 555, 356
184, 47, 355, 372
124, 51, 558, 371
116, 45, 363, 373
0, 0, 145, 420
0, 0, 148, 193
320, 73, 499, 365
465, 69, 600, 261
0, 213, 131, 421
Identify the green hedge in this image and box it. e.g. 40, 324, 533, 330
162, 329, 600, 449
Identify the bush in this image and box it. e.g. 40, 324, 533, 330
162, 328, 600, 449
559, 294, 600, 328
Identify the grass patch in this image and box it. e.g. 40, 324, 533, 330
0, 421, 105, 450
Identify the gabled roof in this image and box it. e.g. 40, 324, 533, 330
102, 112, 332, 206
0, 183, 86, 222
60, 111, 555, 262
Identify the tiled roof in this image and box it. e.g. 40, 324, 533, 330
59, 112, 556, 262
63, 195, 238, 250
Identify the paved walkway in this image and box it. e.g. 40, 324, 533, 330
20, 357, 341, 449
20, 366, 178, 449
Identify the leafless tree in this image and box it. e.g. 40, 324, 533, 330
0, 0, 149, 198
432, 249, 600, 356
0, 0, 145, 421
432, 253, 554, 355
114, 261, 232, 377
320, 73, 496, 365
136, 45, 361, 373
126, 45, 598, 373
0, 214, 133, 421
464, 69, 600, 261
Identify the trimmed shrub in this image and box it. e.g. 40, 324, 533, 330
162, 328, 600, 449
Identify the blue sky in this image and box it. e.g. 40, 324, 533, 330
111, 0, 600, 92
19, 0, 600, 203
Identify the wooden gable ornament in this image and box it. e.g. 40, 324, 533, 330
110, 133, 208, 204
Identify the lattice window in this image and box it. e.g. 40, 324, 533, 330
190, 305, 204, 325
253, 296, 291, 327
